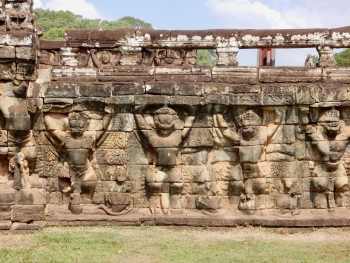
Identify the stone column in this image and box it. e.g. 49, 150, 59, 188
317, 46, 337, 68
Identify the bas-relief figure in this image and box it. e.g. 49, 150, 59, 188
44, 108, 112, 214
135, 105, 196, 214
91, 49, 121, 68
306, 108, 350, 209
0, 81, 37, 189
213, 107, 282, 210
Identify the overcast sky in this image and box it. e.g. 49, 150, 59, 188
34, 0, 350, 66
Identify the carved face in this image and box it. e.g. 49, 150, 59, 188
154, 114, 176, 135
241, 122, 259, 140
101, 52, 110, 64
68, 112, 89, 136
324, 117, 341, 135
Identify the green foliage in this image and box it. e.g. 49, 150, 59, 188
34, 9, 153, 40
197, 49, 218, 66
334, 49, 350, 67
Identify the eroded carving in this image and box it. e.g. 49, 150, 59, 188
135, 104, 196, 214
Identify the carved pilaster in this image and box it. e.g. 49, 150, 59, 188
317, 46, 337, 68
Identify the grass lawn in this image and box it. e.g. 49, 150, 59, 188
0, 226, 349, 263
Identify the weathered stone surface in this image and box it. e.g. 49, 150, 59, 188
229, 93, 261, 105
52, 67, 97, 81
4, 6, 350, 227
176, 82, 204, 96
259, 67, 322, 83
212, 67, 257, 84
11, 205, 45, 223
44, 82, 78, 98
184, 128, 213, 147
113, 83, 145, 95
18, 189, 46, 205
322, 68, 350, 83
314, 84, 347, 102
262, 86, 295, 105
99, 66, 154, 82
79, 83, 112, 97
155, 66, 211, 82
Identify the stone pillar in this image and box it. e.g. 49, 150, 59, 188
317, 46, 337, 68
216, 47, 239, 66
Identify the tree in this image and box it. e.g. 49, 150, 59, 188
197, 49, 218, 66
334, 49, 350, 67
34, 9, 153, 40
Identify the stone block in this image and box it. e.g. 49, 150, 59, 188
229, 93, 261, 105
11, 222, 45, 231
155, 66, 211, 82
270, 125, 296, 144
184, 128, 213, 147
127, 165, 148, 181
112, 83, 145, 95
322, 68, 350, 83
44, 82, 78, 98
0, 221, 11, 230
16, 63, 36, 80
183, 165, 213, 184
0, 189, 16, 205
0, 46, 15, 59
49, 192, 62, 205
18, 189, 46, 205
106, 96, 134, 105
52, 67, 97, 81
16, 47, 36, 60
0, 62, 16, 80
135, 95, 169, 105
203, 94, 229, 105
259, 67, 322, 83
262, 85, 295, 105
99, 66, 154, 82
204, 84, 230, 94
212, 66, 257, 84
11, 205, 45, 223
314, 84, 347, 102
176, 82, 204, 96
145, 81, 176, 95
126, 132, 150, 165
4, 32, 34, 46
79, 83, 112, 97
169, 96, 203, 105
181, 149, 208, 165
230, 85, 260, 93
296, 85, 315, 104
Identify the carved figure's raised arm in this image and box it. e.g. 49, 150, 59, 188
305, 125, 330, 156
91, 49, 102, 68
44, 115, 65, 142
213, 113, 240, 144
182, 106, 197, 139
95, 105, 114, 143
110, 53, 121, 67
134, 104, 153, 141
267, 107, 283, 140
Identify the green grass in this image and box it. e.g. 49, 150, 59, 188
0, 226, 350, 263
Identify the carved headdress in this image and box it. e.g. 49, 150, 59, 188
318, 107, 340, 122
236, 110, 261, 127
154, 105, 178, 115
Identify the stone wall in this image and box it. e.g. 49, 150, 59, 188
2, 1, 350, 229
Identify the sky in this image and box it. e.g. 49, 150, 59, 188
33, 0, 350, 66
